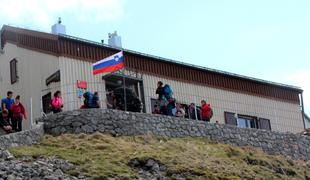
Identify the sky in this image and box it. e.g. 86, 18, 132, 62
0, 0, 309, 114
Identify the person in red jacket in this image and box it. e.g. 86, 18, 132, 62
200, 100, 212, 122
10, 95, 27, 132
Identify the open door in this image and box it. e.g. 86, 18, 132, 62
42, 92, 52, 114
103, 73, 145, 113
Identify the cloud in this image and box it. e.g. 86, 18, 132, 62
0, 0, 124, 29
285, 70, 310, 115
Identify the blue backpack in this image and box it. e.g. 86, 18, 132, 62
163, 84, 173, 99
83, 92, 94, 107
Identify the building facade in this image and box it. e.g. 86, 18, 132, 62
0, 25, 306, 133
305, 114, 310, 129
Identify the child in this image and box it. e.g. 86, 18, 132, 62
11, 95, 26, 132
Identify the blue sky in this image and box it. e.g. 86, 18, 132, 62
0, 0, 309, 114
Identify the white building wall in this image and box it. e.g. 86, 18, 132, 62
59, 57, 106, 111
305, 117, 310, 129
142, 74, 304, 133
0, 43, 59, 129
0, 44, 304, 133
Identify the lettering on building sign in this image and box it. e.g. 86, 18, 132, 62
77, 80, 87, 89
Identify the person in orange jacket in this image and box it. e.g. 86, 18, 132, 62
200, 100, 212, 122
10, 95, 27, 132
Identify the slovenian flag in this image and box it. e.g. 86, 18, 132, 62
92, 51, 124, 75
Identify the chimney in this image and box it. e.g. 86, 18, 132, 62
108, 31, 122, 48
51, 17, 66, 35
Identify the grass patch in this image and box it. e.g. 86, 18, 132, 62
9, 133, 310, 179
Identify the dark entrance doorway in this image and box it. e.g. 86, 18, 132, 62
42, 92, 52, 114
103, 73, 145, 113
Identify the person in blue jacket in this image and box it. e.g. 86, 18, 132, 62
1, 91, 14, 122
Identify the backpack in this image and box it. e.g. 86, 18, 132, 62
83, 92, 94, 108
92, 95, 99, 108
163, 84, 173, 99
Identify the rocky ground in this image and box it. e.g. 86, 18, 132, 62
128, 158, 203, 180
0, 149, 90, 180
7, 134, 310, 180
0, 149, 182, 180
0, 150, 207, 180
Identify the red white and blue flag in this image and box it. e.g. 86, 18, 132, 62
92, 51, 124, 75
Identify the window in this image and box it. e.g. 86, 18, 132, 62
258, 118, 271, 130
224, 111, 271, 131
46, 70, 60, 86
225, 112, 237, 125
151, 98, 190, 118
237, 115, 257, 129
10, 59, 18, 84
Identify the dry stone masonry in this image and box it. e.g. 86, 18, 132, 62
41, 109, 310, 161
0, 123, 44, 149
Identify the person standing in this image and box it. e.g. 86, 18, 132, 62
93, 92, 100, 108
1, 91, 14, 123
10, 95, 26, 132
156, 81, 169, 115
200, 100, 212, 122
51, 91, 63, 114
106, 91, 116, 109
189, 103, 201, 120
156, 81, 164, 100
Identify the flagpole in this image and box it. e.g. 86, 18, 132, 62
194, 96, 198, 120
123, 68, 127, 112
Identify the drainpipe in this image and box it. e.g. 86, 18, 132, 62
301, 92, 306, 129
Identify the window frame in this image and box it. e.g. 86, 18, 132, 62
10, 58, 18, 84
258, 118, 271, 131
151, 98, 190, 118
224, 111, 237, 126
237, 114, 258, 129
224, 111, 271, 131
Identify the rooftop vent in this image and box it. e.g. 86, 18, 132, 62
108, 31, 122, 48
51, 17, 66, 35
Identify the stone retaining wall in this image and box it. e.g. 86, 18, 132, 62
41, 109, 310, 160
0, 123, 44, 149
